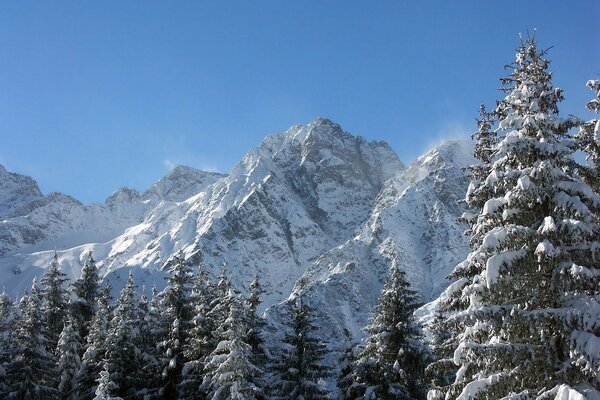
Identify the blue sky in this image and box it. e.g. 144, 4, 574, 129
1, 1, 598, 203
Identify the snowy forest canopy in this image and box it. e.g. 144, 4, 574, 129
1, 37, 599, 400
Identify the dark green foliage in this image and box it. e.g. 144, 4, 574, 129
41, 252, 70, 353
70, 252, 100, 342
351, 266, 428, 400
158, 253, 195, 398
272, 297, 331, 400
77, 285, 113, 400
4, 280, 58, 399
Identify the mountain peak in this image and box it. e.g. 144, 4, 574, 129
144, 165, 226, 202
417, 139, 474, 169
0, 164, 44, 218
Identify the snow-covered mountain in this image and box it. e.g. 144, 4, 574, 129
0, 118, 472, 358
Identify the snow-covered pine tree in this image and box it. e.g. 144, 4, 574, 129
575, 79, 600, 193
102, 272, 142, 399
350, 264, 427, 400
56, 320, 82, 400
0, 292, 19, 396
423, 308, 456, 397
77, 284, 113, 400
245, 275, 267, 369
41, 252, 70, 353
94, 362, 123, 400
179, 262, 218, 399
5, 279, 58, 399
272, 296, 331, 400
158, 252, 195, 398
200, 292, 262, 400
440, 37, 600, 399
134, 288, 163, 398
336, 337, 360, 400
70, 251, 100, 341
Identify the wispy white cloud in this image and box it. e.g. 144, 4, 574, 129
162, 159, 176, 170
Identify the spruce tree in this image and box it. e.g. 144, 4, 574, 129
77, 285, 113, 400
272, 296, 331, 400
575, 79, 600, 193
201, 293, 262, 400
103, 272, 142, 399
41, 252, 70, 353
179, 262, 217, 399
133, 289, 163, 399
94, 362, 123, 400
336, 339, 360, 400
5, 279, 58, 399
351, 265, 427, 400
71, 251, 101, 341
56, 320, 82, 400
0, 292, 19, 396
245, 275, 267, 369
158, 253, 195, 398
439, 38, 600, 399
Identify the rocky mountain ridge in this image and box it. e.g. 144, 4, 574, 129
0, 118, 472, 359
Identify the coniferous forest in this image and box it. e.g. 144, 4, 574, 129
0, 37, 599, 400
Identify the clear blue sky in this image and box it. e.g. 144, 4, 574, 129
1, 1, 598, 203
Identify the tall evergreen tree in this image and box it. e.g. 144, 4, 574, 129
56, 320, 82, 400
77, 285, 113, 400
93, 362, 123, 400
245, 275, 267, 369
438, 38, 600, 399
133, 289, 163, 399
71, 251, 101, 341
272, 296, 331, 400
201, 293, 262, 400
0, 293, 19, 396
158, 253, 195, 398
575, 79, 600, 193
5, 279, 58, 399
179, 262, 218, 399
102, 272, 142, 399
41, 252, 70, 353
350, 265, 427, 400
336, 338, 360, 400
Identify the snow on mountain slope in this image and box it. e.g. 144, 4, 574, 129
275, 139, 474, 346
90, 118, 405, 305
0, 165, 225, 256
0, 120, 474, 379
0, 164, 44, 218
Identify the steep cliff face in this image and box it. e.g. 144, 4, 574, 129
285, 139, 473, 347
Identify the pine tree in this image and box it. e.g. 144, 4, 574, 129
424, 309, 457, 400
56, 320, 82, 400
245, 275, 267, 370
41, 252, 70, 353
5, 279, 58, 399
336, 338, 360, 400
0, 292, 19, 396
158, 253, 195, 398
201, 293, 262, 400
575, 79, 600, 193
272, 296, 331, 400
71, 251, 101, 341
133, 289, 163, 399
103, 272, 142, 399
179, 262, 218, 399
77, 285, 113, 400
93, 362, 123, 400
439, 37, 600, 399
351, 265, 427, 400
